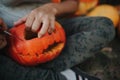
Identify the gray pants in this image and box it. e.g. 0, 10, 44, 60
0, 16, 115, 80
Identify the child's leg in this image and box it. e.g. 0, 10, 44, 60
42, 17, 115, 71
0, 17, 115, 80
0, 54, 101, 80
0, 54, 67, 80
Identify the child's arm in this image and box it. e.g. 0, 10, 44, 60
14, 0, 78, 38
49, 0, 78, 16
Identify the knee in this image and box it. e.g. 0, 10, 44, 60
95, 17, 116, 42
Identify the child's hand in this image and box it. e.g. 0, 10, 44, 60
14, 3, 57, 38
0, 18, 7, 49
14, 0, 78, 38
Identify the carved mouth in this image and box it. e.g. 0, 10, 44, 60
42, 42, 64, 54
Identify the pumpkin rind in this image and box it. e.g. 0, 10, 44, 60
7, 22, 66, 66
87, 4, 120, 28
52, 0, 61, 3
75, 0, 98, 15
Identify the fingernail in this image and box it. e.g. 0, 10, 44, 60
38, 34, 41, 38
48, 30, 50, 33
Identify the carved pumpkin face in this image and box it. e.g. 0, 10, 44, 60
7, 22, 66, 66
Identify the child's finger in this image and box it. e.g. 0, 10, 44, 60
38, 18, 49, 38
14, 15, 27, 26
48, 17, 55, 33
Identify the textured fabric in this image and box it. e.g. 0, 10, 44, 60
0, 16, 115, 80
42, 16, 116, 71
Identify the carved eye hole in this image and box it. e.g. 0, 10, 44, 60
24, 28, 57, 40
24, 28, 37, 40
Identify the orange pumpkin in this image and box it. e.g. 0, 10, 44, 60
75, 0, 98, 16
7, 22, 66, 66
87, 4, 120, 28
52, 0, 61, 3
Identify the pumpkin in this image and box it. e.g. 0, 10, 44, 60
75, 0, 98, 16
87, 4, 120, 28
52, 0, 61, 3
7, 22, 66, 66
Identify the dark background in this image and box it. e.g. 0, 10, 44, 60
99, 0, 120, 5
